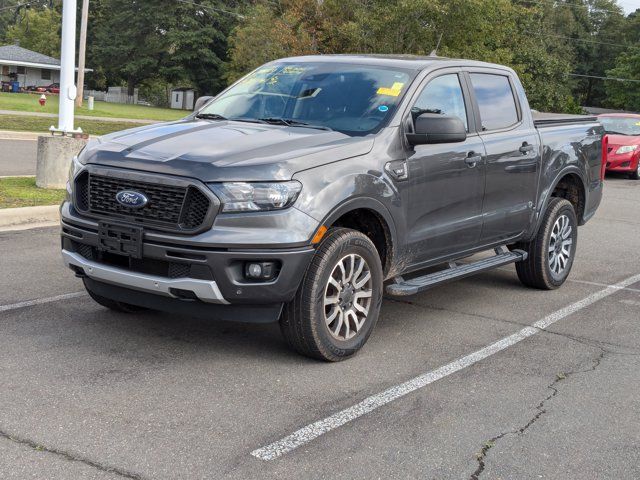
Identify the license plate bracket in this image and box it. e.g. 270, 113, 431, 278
98, 221, 143, 259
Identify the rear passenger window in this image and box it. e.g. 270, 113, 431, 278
412, 74, 468, 131
470, 74, 519, 131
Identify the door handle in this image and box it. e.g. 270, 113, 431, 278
519, 143, 535, 154
465, 152, 482, 168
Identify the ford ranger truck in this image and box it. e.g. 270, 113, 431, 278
61, 55, 605, 361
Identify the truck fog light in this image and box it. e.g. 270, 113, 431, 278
244, 262, 278, 281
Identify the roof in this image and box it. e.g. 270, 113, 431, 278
267, 54, 509, 71
0, 44, 59, 67
0, 44, 91, 72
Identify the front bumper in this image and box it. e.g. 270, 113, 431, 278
61, 203, 316, 321
606, 154, 639, 172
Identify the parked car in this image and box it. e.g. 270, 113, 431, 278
61, 55, 605, 361
36, 83, 60, 94
599, 113, 640, 180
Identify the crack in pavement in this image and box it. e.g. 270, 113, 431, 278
469, 349, 607, 480
0, 428, 147, 480
387, 297, 640, 355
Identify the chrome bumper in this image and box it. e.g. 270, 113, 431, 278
62, 250, 229, 304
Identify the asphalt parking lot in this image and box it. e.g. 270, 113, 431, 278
1, 176, 639, 479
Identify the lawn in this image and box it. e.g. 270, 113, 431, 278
0, 177, 66, 209
0, 114, 143, 136
0, 92, 186, 121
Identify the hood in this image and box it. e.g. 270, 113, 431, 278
606, 134, 640, 148
82, 119, 374, 182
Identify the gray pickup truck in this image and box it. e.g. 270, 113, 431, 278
61, 55, 605, 361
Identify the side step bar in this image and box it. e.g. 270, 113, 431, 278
386, 247, 528, 297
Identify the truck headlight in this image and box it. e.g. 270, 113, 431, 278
66, 155, 84, 197
208, 181, 302, 213
615, 145, 638, 154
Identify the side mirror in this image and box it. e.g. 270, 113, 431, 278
194, 96, 214, 112
406, 113, 467, 146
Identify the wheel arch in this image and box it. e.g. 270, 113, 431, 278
320, 197, 398, 277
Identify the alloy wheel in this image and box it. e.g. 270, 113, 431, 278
323, 254, 373, 341
548, 214, 573, 277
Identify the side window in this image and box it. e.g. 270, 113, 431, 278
412, 74, 468, 131
470, 73, 519, 131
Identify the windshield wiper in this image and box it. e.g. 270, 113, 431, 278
195, 113, 227, 120
258, 117, 333, 131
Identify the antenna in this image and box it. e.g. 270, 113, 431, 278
430, 33, 443, 57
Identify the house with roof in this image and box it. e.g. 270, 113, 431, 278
0, 44, 89, 90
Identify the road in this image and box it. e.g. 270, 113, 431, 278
0, 137, 37, 176
0, 177, 638, 479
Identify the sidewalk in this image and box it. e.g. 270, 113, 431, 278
0, 109, 159, 125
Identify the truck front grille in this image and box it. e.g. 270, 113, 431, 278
74, 172, 213, 233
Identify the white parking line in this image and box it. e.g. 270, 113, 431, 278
251, 273, 640, 461
0, 292, 85, 313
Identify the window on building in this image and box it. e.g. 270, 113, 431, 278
16, 66, 26, 74
41, 69, 51, 80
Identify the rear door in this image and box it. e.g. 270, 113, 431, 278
466, 70, 540, 245
402, 69, 487, 265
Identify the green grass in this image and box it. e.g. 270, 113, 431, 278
0, 114, 143, 136
0, 92, 186, 121
0, 177, 66, 209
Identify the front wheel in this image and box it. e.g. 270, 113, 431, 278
280, 228, 383, 361
515, 198, 578, 290
630, 161, 640, 180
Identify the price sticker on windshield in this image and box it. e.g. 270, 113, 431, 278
377, 82, 405, 97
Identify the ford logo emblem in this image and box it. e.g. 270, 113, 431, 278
115, 190, 149, 209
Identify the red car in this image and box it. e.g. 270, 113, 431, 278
599, 113, 640, 180
36, 83, 60, 94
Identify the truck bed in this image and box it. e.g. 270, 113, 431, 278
533, 111, 598, 127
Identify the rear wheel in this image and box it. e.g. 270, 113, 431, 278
515, 198, 578, 290
279, 228, 383, 361
83, 279, 147, 313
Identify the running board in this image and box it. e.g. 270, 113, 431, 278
386, 247, 528, 297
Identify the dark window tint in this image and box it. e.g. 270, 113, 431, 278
470, 74, 519, 131
412, 74, 468, 130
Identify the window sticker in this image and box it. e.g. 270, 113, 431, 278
377, 82, 405, 97
281, 66, 306, 75
378, 105, 389, 112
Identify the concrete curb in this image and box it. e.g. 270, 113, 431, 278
0, 205, 60, 230
0, 130, 42, 141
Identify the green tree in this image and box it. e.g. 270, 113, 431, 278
3, 6, 61, 57
226, 0, 578, 112
605, 48, 640, 110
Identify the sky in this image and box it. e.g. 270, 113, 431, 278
619, 0, 640, 14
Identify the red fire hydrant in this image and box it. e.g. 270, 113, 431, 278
39, 94, 46, 107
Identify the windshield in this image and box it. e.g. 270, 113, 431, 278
199, 62, 415, 136
599, 116, 640, 136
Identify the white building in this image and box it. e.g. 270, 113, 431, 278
0, 44, 89, 90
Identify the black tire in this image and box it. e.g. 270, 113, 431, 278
630, 162, 640, 180
280, 228, 384, 362
83, 279, 147, 313
515, 198, 578, 290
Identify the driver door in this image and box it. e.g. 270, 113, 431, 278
403, 71, 487, 265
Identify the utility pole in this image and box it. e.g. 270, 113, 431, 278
76, 0, 89, 108
52, 0, 80, 133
